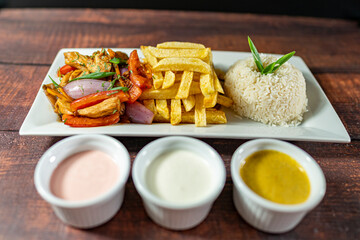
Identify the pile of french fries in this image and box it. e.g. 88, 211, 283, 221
140, 42, 233, 127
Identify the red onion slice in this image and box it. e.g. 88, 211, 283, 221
63, 79, 111, 99
126, 101, 154, 124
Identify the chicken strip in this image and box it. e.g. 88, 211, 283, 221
77, 97, 121, 118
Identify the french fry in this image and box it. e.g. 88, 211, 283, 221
176, 71, 193, 99
214, 68, 226, 80
199, 73, 215, 96
140, 41, 230, 127
162, 71, 176, 89
217, 94, 233, 107
143, 99, 168, 122
203, 92, 218, 108
175, 72, 200, 82
140, 82, 201, 100
156, 41, 205, 49
170, 99, 182, 125
212, 65, 224, 94
181, 109, 227, 124
153, 58, 211, 73
151, 109, 227, 124
155, 99, 169, 120
195, 94, 206, 127
148, 46, 210, 60
153, 114, 170, 123
143, 99, 156, 114
182, 95, 196, 112
152, 72, 164, 89
140, 46, 158, 67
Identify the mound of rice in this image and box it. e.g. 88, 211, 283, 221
224, 54, 308, 126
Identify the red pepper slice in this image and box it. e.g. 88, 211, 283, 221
58, 65, 76, 76
130, 74, 152, 89
62, 112, 120, 127
128, 50, 152, 89
127, 84, 143, 104
128, 50, 141, 74
70, 90, 129, 111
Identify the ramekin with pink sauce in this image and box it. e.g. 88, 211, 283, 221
34, 134, 130, 228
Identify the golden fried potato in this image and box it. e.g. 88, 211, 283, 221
156, 41, 205, 49
162, 71, 176, 89
170, 99, 182, 125
140, 82, 201, 100
203, 92, 218, 108
148, 46, 210, 60
152, 72, 164, 89
139, 41, 230, 127
195, 94, 206, 127
155, 99, 170, 120
217, 94, 233, 107
153, 58, 211, 73
182, 109, 227, 124
182, 95, 196, 112
199, 73, 215, 96
176, 71, 193, 99
141, 46, 158, 67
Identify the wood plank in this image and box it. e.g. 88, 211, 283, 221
1, 64, 358, 138
0, 64, 47, 131
0, 132, 359, 239
0, 9, 359, 73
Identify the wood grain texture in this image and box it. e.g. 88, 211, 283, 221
0, 8, 359, 240
0, 9, 359, 73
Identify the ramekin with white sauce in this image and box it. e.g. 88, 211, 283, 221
132, 136, 226, 230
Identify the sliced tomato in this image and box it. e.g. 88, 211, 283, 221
62, 112, 120, 127
127, 84, 143, 104
70, 90, 128, 111
58, 65, 76, 76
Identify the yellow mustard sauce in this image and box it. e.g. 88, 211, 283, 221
240, 150, 310, 204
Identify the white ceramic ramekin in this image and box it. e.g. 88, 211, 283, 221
231, 139, 326, 233
34, 134, 130, 229
132, 136, 226, 230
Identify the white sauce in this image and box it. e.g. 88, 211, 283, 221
145, 149, 214, 205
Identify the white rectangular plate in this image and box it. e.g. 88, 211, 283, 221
20, 48, 350, 142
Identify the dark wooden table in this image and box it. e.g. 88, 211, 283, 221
0, 9, 359, 240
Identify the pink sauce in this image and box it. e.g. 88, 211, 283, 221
50, 150, 119, 201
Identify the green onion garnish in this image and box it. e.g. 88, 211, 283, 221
69, 72, 116, 82
110, 57, 127, 65
248, 36, 295, 75
48, 75, 60, 88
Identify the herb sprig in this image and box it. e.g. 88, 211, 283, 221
248, 36, 295, 75
69, 72, 116, 82
48, 75, 60, 88
110, 57, 127, 66
109, 86, 129, 92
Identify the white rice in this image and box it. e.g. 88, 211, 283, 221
224, 54, 308, 126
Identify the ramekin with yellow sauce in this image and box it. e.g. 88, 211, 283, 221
231, 139, 326, 234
